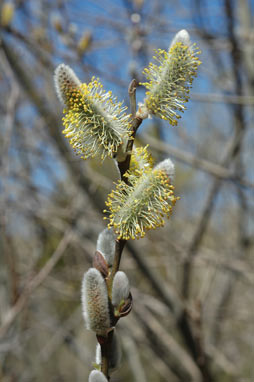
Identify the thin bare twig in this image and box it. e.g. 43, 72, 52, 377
134, 304, 203, 381
0, 50, 20, 305
181, 128, 245, 299
0, 229, 73, 338
118, 80, 142, 179
142, 133, 253, 189
126, 241, 213, 381
191, 91, 254, 106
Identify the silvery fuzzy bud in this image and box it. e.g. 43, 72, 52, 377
88, 370, 108, 382
81, 268, 110, 336
169, 29, 191, 49
112, 271, 130, 307
96, 228, 116, 267
155, 158, 175, 180
95, 332, 122, 372
54, 64, 81, 107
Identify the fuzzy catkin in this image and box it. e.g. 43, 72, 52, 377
81, 268, 110, 335
96, 228, 116, 267
169, 29, 191, 49
88, 370, 108, 382
140, 30, 201, 125
54, 64, 81, 106
112, 271, 130, 307
105, 158, 179, 240
54, 64, 131, 161
155, 158, 175, 179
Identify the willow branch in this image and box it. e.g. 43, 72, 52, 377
108, 79, 141, 288
100, 79, 142, 379
118, 79, 142, 180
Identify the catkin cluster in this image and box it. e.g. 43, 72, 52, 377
54, 29, 200, 381
81, 229, 131, 379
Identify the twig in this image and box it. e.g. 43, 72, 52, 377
191, 91, 254, 106
209, 0, 251, 351
107, 239, 126, 296
134, 304, 203, 381
128, 79, 139, 118
122, 334, 147, 382
142, 133, 253, 189
0, 50, 20, 305
99, 79, 143, 378
181, 128, 245, 299
118, 79, 142, 180
0, 37, 107, 215
126, 241, 213, 381
108, 79, 141, 290
0, 229, 73, 338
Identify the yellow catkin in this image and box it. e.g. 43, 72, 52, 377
140, 40, 201, 125
104, 160, 179, 240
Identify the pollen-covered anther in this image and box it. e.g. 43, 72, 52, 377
128, 145, 154, 176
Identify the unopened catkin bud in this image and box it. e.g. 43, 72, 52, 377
155, 158, 175, 180
112, 271, 130, 307
169, 29, 191, 49
96, 228, 116, 267
88, 370, 108, 382
81, 268, 110, 336
54, 64, 81, 106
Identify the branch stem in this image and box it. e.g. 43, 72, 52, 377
100, 331, 113, 380
100, 79, 142, 379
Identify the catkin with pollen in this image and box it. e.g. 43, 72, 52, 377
54, 64, 131, 160
105, 158, 179, 240
137, 30, 201, 125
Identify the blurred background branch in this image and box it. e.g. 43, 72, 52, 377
0, 0, 253, 381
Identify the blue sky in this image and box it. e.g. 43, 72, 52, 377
7, 0, 253, 226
